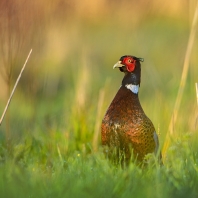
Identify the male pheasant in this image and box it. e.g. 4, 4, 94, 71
101, 55, 161, 163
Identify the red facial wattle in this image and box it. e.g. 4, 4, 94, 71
122, 57, 136, 72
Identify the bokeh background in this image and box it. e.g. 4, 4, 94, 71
0, 0, 197, 153
1, 1, 198, 197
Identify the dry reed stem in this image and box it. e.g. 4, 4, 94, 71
92, 88, 105, 152
0, 49, 32, 125
162, 1, 198, 157
196, 83, 198, 105
57, 144, 64, 165
195, 83, 198, 129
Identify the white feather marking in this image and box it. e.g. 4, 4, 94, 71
125, 84, 139, 94
114, 123, 120, 129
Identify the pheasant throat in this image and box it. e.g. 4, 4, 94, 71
125, 84, 139, 94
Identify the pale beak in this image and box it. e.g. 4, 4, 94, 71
113, 61, 124, 69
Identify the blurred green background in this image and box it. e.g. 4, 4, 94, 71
0, 0, 198, 151
0, 0, 198, 197
0, 0, 197, 148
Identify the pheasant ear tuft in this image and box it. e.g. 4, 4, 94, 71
138, 58, 144, 62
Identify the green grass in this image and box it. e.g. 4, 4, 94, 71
0, 135, 198, 198
0, 1, 198, 197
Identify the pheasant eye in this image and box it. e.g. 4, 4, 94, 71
128, 59, 132, 63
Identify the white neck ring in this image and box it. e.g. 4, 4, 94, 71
125, 84, 139, 94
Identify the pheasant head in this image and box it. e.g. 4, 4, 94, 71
113, 55, 144, 94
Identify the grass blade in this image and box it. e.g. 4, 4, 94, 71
0, 49, 32, 125
162, 1, 198, 158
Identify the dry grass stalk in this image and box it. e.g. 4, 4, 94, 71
74, 54, 89, 112
92, 88, 105, 152
162, 1, 198, 157
195, 83, 198, 129
196, 83, 198, 105
0, 49, 32, 125
57, 144, 64, 166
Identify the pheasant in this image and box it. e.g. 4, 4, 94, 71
101, 55, 161, 164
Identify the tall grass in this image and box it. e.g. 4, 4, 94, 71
0, 49, 32, 126
162, 0, 198, 158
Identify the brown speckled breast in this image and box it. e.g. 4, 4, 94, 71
101, 86, 158, 162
